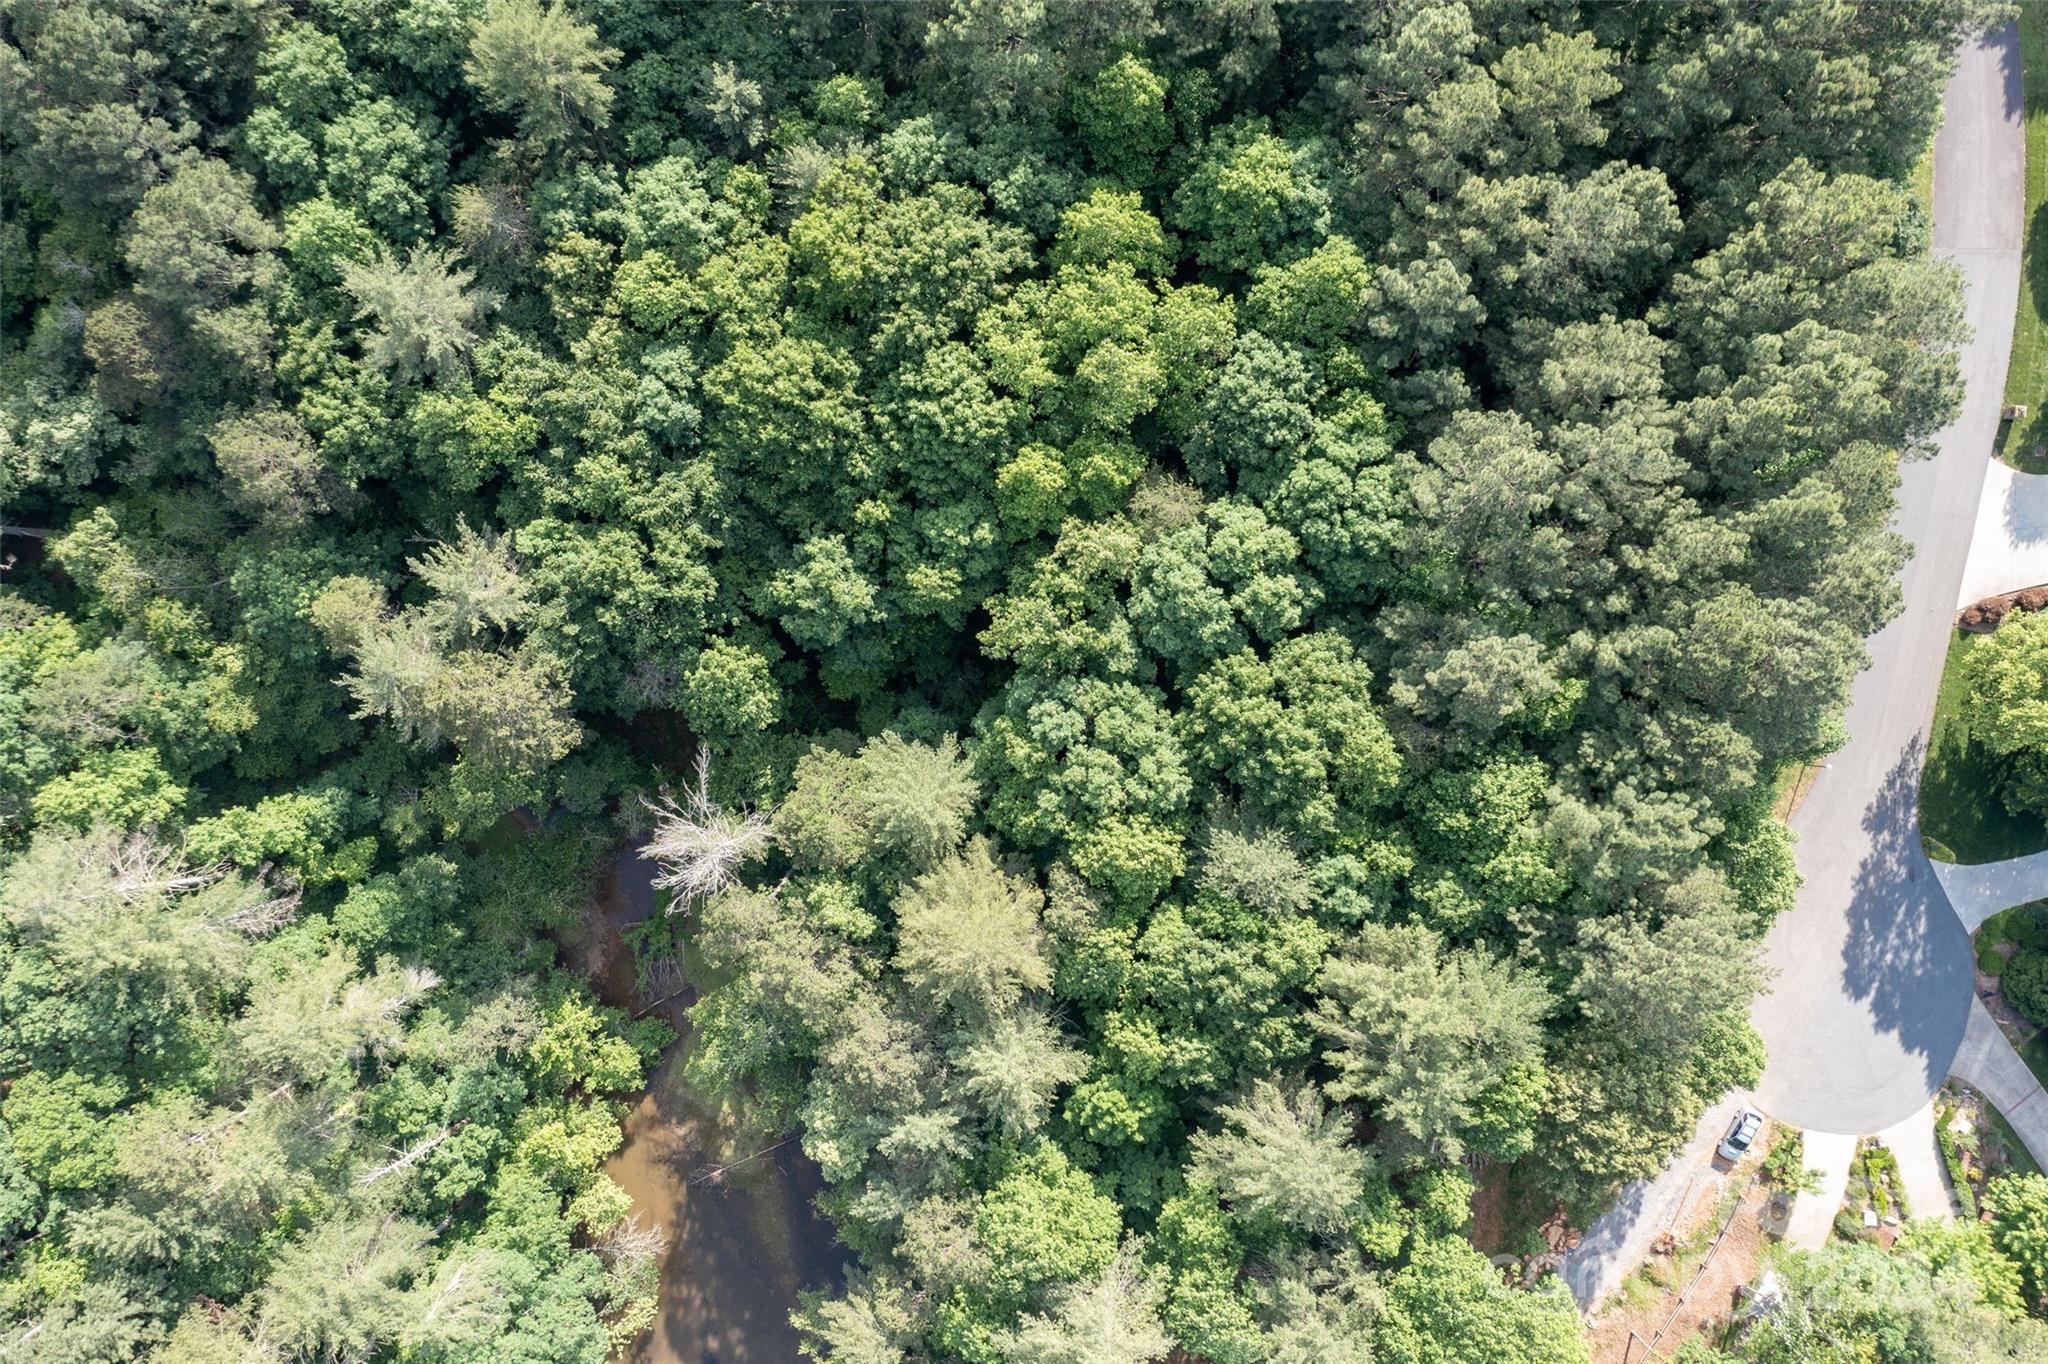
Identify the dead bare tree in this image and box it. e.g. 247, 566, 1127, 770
600, 1214, 668, 1277
216, 863, 303, 937
640, 747, 771, 914
98, 829, 230, 904
357, 1122, 466, 1186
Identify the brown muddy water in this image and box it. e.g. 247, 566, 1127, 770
572, 850, 852, 1364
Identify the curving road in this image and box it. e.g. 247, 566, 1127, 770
1749, 24, 2023, 1136
1566, 27, 2025, 1307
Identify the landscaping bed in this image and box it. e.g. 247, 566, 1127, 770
1970, 906, 2048, 1129
1834, 1139, 1910, 1245
1976, 902, 2048, 1037
1940, 1082, 2044, 1212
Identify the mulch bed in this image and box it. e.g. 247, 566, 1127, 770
1958, 583, 2048, 632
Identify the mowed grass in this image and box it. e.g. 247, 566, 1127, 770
1999, 5, 2048, 474
1921, 630, 2048, 863
1989, 1099, 2047, 1179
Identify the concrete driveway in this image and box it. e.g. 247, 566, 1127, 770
1957, 457, 2048, 608
1931, 847, 2048, 930
1749, 22, 2023, 1137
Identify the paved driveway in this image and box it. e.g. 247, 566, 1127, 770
1952, 996, 2048, 1157
1749, 23, 2023, 1137
1956, 457, 2048, 608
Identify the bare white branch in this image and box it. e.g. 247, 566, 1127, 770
640, 747, 771, 914
358, 1123, 464, 1186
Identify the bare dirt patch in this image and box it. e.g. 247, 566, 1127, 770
1585, 1181, 1771, 1364
1467, 1161, 1511, 1255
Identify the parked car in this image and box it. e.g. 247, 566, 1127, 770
1718, 1108, 1764, 1162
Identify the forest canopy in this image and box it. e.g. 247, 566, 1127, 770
0, 1, 2007, 1361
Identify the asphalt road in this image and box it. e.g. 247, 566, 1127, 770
1749, 24, 2024, 1136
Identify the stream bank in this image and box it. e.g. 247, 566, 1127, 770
571, 848, 851, 1364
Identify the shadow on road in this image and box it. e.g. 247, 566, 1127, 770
1997, 18, 2023, 122
1838, 740, 1974, 1100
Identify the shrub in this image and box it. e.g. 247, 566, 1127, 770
1858, 1143, 1906, 1220
2019, 900, 2048, 951
1762, 1128, 1808, 1189
2004, 947, 2048, 1025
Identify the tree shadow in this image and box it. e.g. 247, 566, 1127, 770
1996, 455, 2048, 547
1996, 18, 2023, 123
1838, 739, 1974, 1095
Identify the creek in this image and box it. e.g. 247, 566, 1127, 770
572, 849, 852, 1364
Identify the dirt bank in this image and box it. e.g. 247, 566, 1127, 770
575, 850, 852, 1364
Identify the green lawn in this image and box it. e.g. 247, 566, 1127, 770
1999, 4, 2048, 474
1989, 1100, 2046, 1179
2024, 1029, 2048, 1084
1922, 630, 2048, 862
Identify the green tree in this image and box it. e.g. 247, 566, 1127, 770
1967, 610, 2048, 816
1001, 1241, 1171, 1364
1377, 1238, 1587, 1364
1190, 1079, 1369, 1238
1990, 1172, 2048, 1312
1183, 632, 1401, 842
1067, 54, 1171, 184
695, 60, 766, 155
0, 0, 198, 211
893, 838, 1050, 1023
465, 0, 619, 147
795, 1268, 923, 1364
410, 522, 530, 644
1, 827, 289, 1075
258, 1212, 432, 1361
1128, 498, 1319, 678
770, 536, 886, 653
1571, 871, 1765, 1083
974, 674, 1191, 902
858, 732, 979, 869
1050, 190, 1173, 277
341, 245, 497, 386
952, 1006, 1085, 1141
1, 1068, 124, 1191
678, 638, 781, 741
971, 1145, 1122, 1314
208, 407, 334, 529
125, 158, 278, 317
1722, 1238, 2048, 1363
1314, 922, 1551, 1162
231, 951, 439, 1083
1169, 119, 1330, 274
